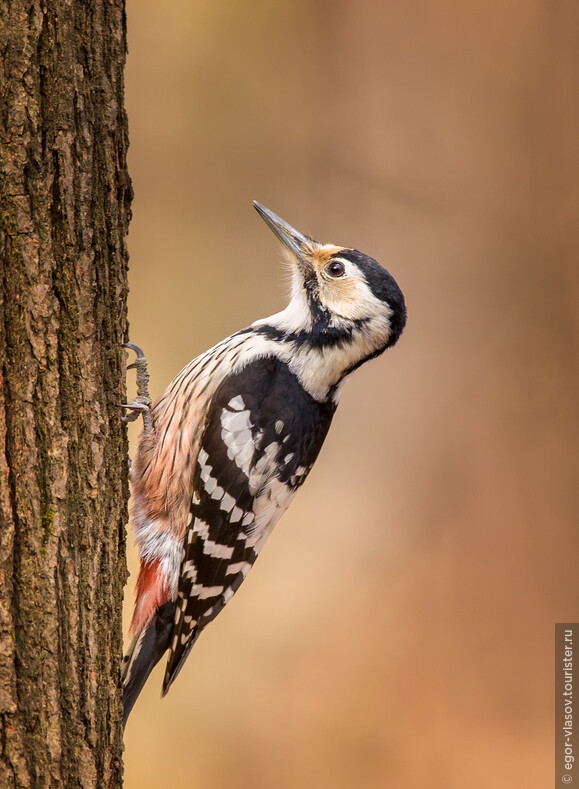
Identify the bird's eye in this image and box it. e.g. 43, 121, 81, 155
326, 260, 346, 278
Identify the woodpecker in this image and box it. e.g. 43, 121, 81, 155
121, 202, 406, 723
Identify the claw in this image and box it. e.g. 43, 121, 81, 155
119, 403, 148, 423
122, 342, 153, 433
123, 342, 146, 358
123, 343, 146, 370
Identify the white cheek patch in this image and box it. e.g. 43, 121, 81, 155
317, 256, 391, 326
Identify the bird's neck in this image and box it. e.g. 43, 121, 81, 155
251, 297, 391, 402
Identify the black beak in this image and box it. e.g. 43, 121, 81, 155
253, 201, 312, 260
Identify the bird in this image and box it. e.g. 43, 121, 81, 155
121, 201, 407, 724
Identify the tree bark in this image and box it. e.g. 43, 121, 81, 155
0, 2, 130, 786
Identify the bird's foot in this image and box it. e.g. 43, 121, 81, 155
120, 343, 153, 433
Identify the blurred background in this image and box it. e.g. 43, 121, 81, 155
122, 1, 579, 787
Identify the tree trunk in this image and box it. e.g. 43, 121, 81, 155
0, 2, 130, 786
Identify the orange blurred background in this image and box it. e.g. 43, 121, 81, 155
122, 2, 579, 787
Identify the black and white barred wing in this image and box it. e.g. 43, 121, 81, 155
162, 355, 336, 693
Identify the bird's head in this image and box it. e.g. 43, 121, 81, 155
253, 202, 406, 367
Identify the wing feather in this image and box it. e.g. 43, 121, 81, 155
162, 355, 337, 693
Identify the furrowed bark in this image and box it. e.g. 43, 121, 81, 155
0, 2, 131, 786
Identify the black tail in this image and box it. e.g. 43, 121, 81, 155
122, 601, 176, 726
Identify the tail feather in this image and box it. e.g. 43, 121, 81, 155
122, 601, 176, 726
